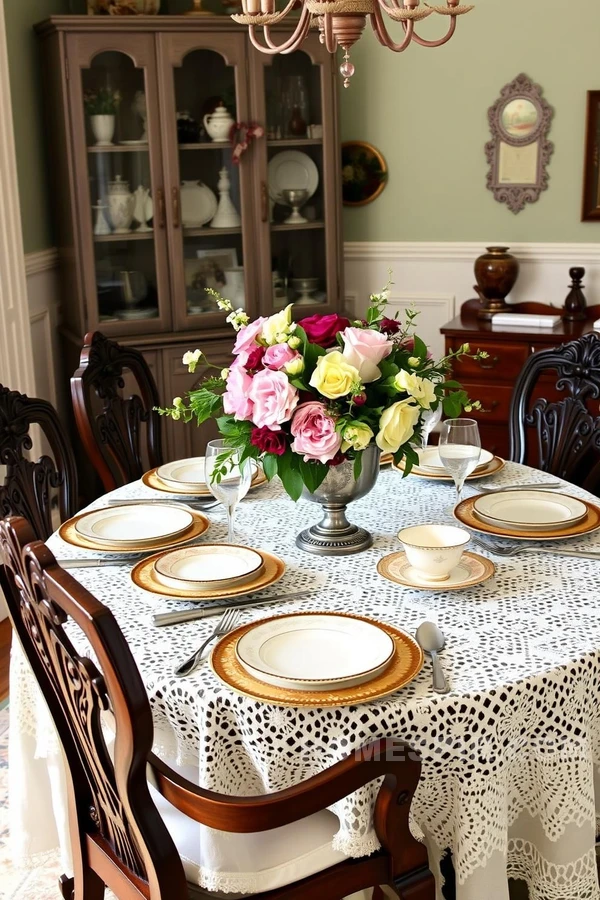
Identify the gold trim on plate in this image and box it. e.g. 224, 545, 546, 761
393, 456, 505, 481
454, 495, 600, 541
210, 612, 424, 707
59, 510, 210, 553
377, 550, 496, 591
130, 548, 285, 600
142, 465, 267, 496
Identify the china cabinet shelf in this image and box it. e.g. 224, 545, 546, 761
93, 231, 155, 243
88, 144, 149, 153
267, 138, 323, 147
182, 225, 242, 236
178, 142, 230, 151
271, 221, 325, 232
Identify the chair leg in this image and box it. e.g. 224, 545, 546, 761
61, 869, 105, 900
59, 875, 75, 900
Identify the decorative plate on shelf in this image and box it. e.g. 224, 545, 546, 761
341, 141, 387, 206
267, 151, 319, 203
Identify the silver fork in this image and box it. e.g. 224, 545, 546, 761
478, 481, 561, 493
472, 536, 600, 560
174, 609, 241, 678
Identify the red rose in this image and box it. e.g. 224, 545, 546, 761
380, 317, 401, 335
298, 313, 350, 349
245, 345, 266, 371
326, 450, 347, 467
250, 426, 287, 456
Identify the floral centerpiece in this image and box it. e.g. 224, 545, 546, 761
159, 281, 482, 506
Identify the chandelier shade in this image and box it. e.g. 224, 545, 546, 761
231, 0, 473, 87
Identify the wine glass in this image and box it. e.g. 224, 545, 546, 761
438, 418, 481, 510
204, 439, 252, 544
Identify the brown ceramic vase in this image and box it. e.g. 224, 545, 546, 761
474, 246, 519, 320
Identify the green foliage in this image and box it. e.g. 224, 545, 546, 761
188, 388, 223, 425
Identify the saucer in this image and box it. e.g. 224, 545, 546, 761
377, 550, 495, 591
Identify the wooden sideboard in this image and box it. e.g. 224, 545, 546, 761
441, 299, 600, 460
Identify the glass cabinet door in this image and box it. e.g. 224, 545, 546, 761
249, 37, 342, 316
159, 33, 256, 331
67, 33, 171, 336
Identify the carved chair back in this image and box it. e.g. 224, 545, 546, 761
71, 332, 163, 493
509, 333, 600, 494
0, 386, 78, 540
0, 516, 187, 900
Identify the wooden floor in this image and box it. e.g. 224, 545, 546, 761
0, 618, 10, 703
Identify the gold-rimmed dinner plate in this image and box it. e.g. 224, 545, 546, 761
131, 548, 285, 600
153, 544, 265, 592
378, 550, 495, 591
416, 447, 495, 473
472, 490, 587, 531
380, 453, 394, 467
74, 503, 194, 547
394, 455, 505, 481
210, 612, 424, 707
142, 463, 267, 496
59, 510, 210, 554
454, 494, 600, 541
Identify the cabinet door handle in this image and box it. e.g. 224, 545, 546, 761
479, 355, 500, 370
490, 400, 500, 410
156, 187, 166, 229
172, 186, 181, 228
260, 181, 268, 223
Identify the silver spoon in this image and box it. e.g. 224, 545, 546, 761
416, 622, 449, 694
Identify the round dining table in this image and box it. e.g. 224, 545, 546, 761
8, 461, 600, 900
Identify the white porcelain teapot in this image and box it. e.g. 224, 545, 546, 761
203, 104, 234, 143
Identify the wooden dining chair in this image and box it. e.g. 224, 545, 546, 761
0, 514, 433, 900
71, 331, 163, 493
509, 332, 600, 494
0, 386, 78, 540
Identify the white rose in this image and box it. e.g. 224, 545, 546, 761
283, 356, 305, 376
376, 400, 420, 453
394, 370, 437, 409
262, 304, 294, 345
182, 349, 202, 373
341, 421, 374, 452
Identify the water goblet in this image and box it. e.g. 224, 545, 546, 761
205, 439, 252, 544
438, 418, 481, 512
281, 188, 309, 224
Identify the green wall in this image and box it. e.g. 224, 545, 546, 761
4, 0, 70, 254
340, 0, 600, 242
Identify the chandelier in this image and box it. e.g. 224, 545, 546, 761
232, 0, 474, 87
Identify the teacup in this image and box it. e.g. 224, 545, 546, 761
397, 524, 470, 582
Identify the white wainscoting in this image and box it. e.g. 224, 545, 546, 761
344, 242, 600, 354
25, 248, 64, 417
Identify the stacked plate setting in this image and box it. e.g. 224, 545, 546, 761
234, 613, 395, 691
145, 456, 263, 496
153, 544, 265, 593
71, 503, 201, 552
472, 491, 587, 532
394, 447, 503, 480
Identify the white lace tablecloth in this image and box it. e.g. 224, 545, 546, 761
9, 462, 600, 900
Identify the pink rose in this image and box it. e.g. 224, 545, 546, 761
248, 369, 299, 431
290, 401, 342, 464
341, 327, 394, 383
263, 343, 300, 371
223, 366, 254, 421
233, 316, 267, 366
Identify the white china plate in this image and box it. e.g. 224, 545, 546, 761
379, 551, 495, 591
267, 151, 319, 203
157, 457, 207, 490
74, 504, 193, 546
235, 613, 395, 691
180, 181, 218, 227
416, 447, 493, 473
153, 544, 264, 591
473, 490, 587, 530
119, 140, 148, 146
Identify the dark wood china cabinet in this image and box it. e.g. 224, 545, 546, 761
36, 16, 343, 461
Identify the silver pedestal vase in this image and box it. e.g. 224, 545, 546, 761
296, 445, 380, 556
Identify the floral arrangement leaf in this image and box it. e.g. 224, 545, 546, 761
157, 279, 485, 501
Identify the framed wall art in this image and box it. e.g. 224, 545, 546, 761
581, 91, 600, 221
341, 142, 388, 207
485, 73, 554, 215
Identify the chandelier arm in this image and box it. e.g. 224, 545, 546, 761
260, 0, 303, 48
248, 9, 311, 54
370, 6, 415, 51
323, 14, 338, 54
410, 14, 456, 46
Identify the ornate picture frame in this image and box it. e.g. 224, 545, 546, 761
341, 142, 388, 207
581, 91, 600, 222
485, 73, 554, 215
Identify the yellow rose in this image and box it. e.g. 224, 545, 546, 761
376, 400, 420, 453
341, 421, 374, 453
284, 356, 305, 376
262, 304, 294, 345
309, 351, 360, 400
394, 370, 437, 409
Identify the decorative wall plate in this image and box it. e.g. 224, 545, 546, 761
267, 151, 319, 203
341, 141, 387, 206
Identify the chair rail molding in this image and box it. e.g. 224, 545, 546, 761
0, 1, 36, 398
344, 241, 600, 315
